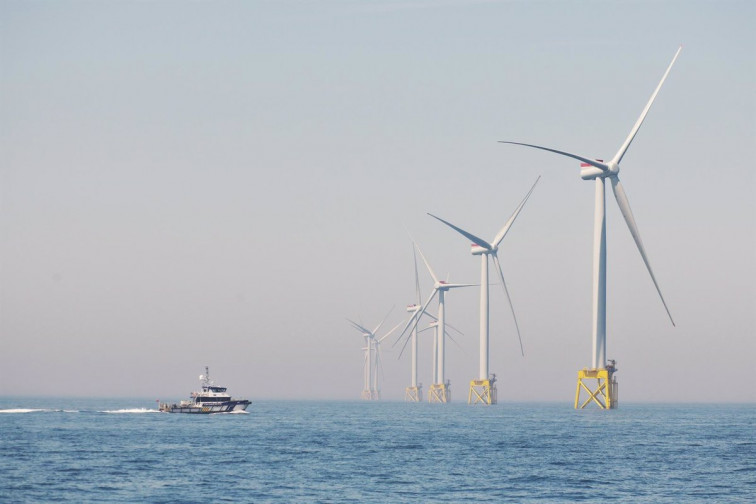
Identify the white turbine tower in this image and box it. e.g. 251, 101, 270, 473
428, 176, 540, 405
348, 311, 403, 401
404, 246, 424, 402
397, 242, 474, 403
372, 330, 393, 399
348, 320, 377, 400
500, 47, 680, 409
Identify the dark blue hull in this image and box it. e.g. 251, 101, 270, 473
161, 400, 251, 414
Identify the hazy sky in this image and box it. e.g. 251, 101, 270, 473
1, 0, 754, 402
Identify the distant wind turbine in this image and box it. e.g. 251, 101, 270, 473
396, 241, 474, 403
428, 176, 540, 405
348, 310, 403, 401
402, 245, 465, 402
499, 46, 681, 409
403, 246, 424, 402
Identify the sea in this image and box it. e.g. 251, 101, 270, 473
1, 398, 754, 503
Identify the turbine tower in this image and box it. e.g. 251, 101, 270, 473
404, 246, 423, 402
500, 47, 680, 409
397, 242, 474, 403
428, 176, 540, 405
348, 311, 403, 401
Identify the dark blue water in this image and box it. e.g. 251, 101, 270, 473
1, 399, 754, 503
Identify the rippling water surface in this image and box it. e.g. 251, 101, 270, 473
1, 399, 754, 503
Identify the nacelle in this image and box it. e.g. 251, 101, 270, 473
580, 160, 605, 180
471, 244, 487, 255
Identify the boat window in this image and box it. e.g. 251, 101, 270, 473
198, 396, 230, 402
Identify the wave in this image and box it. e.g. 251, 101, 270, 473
0, 408, 82, 414
0, 408, 52, 414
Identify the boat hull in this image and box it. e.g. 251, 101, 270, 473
160, 400, 251, 414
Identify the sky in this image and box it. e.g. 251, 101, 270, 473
1, 0, 754, 403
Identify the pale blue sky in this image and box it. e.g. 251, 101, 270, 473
1, 0, 754, 402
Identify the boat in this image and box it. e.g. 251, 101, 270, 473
159, 367, 251, 414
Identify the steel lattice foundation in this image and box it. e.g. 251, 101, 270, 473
428, 383, 451, 403
574, 368, 618, 409
468, 379, 497, 405
404, 386, 422, 402
361, 390, 380, 401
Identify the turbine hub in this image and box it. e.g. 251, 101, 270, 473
607, 161, 620, 176
471, 244, 489, 256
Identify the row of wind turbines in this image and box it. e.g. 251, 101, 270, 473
349, 47, 681, 408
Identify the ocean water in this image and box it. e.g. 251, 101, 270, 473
0, 399, 754, 503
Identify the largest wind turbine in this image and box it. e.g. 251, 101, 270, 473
428, 176, 540, 405
500, 47, 680, 409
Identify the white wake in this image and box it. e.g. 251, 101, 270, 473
100, 408, 160, 414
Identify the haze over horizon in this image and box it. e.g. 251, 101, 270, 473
2, 1, 754, 403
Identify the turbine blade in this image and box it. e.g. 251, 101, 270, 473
424, 312, 464, 336
347, 318, 371, 335
413, 241, 439, 284
372, 306, 394, 335
413, 245, 422, 306
445, 330, 466, 354
379, 320, 405, 343
610, 176, 675, 326
443, 283, 477, 289
427, 213, 491, 250
493, 253, 524, 356
397, 300, 434, 359
393, 289, 438, 348
612, 46, 682, 165
397, 328, 413, 360
499, 142, 609, 172
392, 310, 420, 348
492, 176, 541, 248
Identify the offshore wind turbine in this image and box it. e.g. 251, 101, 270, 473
372, 330, 394, 399
396, 242, 474, 403
348, 319, 378, 400
500, 47, 680, 409
404, 246, 424, 402
402, 246, 466, 402
428, 176, 540, 405
348, 311, 403, 400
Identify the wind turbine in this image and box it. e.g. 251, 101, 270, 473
499, 47, 680, 409
348, 311, 403, 400
428, 176, 540, 405
372, 330, 394, 399
396, 242, 474, 403
402, 246, 466, 402
404, 246, 424, 402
